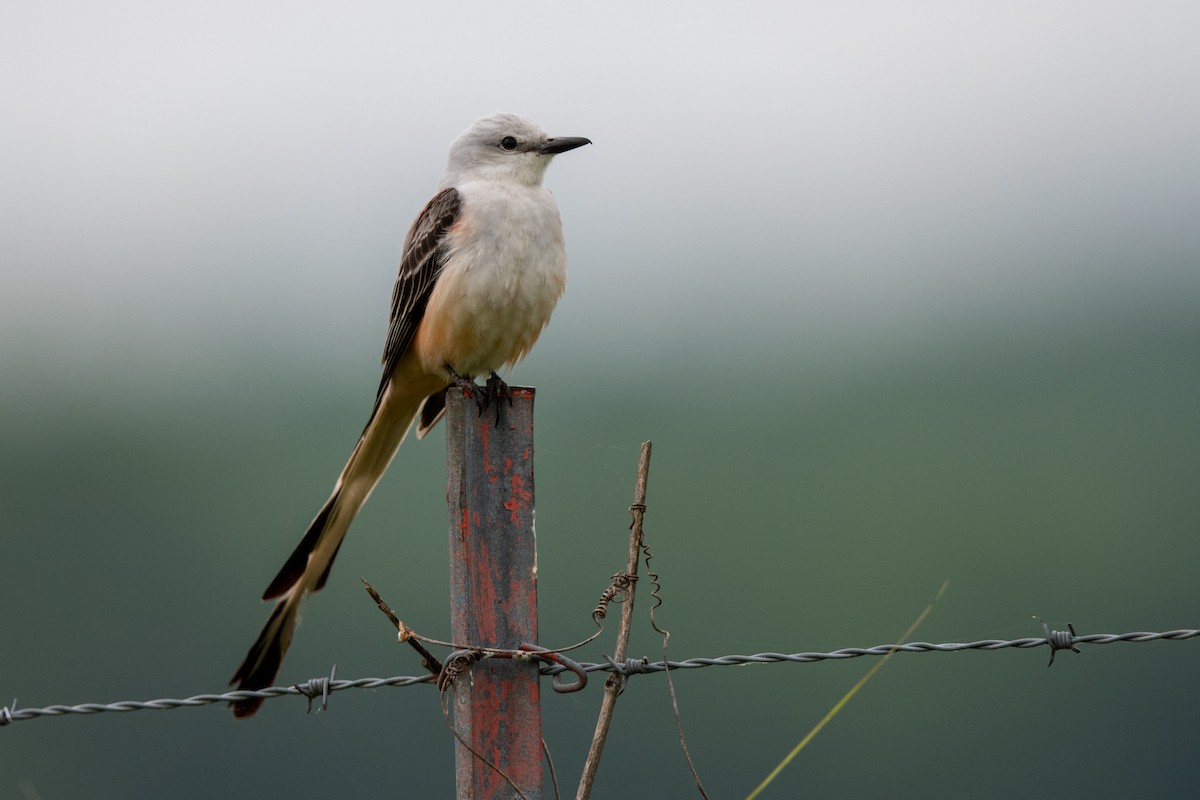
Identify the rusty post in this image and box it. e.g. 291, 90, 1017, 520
445, 385, 541, 799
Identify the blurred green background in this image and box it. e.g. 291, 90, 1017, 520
3, 2, 1198, 798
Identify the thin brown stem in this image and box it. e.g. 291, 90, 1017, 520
576, 441, 652, 800
361, 577, 443, 675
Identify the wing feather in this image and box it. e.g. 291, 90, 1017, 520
373, 187, 462, 410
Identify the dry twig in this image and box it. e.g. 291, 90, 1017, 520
576, 441, 652, 800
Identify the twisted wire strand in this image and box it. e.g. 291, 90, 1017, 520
592, 572, 638, 621
3, 629, 1195, 725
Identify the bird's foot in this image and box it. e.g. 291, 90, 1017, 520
484, 372, 513, 425
446, 367, 511, 424
447, 366, 474, 391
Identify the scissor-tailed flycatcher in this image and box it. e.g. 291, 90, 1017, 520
230, 113, 590, 717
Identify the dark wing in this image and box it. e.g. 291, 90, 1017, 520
372, 187, 462, 411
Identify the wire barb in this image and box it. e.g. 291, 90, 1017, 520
0, 698, 15, 726
295, 665, 336, 713
602, 656, 654, 694
603, 656, 654, 676
1037, 617, 1082, 667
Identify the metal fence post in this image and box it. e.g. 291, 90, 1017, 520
445, 385, 542, 799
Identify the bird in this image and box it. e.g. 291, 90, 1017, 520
230, 113, 590, 718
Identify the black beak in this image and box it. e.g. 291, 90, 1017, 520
540, 136, 592, 155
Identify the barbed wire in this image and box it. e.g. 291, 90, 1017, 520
3, 627, 1195, 726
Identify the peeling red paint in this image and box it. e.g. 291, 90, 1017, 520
446, 388, 541, 797
503, 472, 533, 524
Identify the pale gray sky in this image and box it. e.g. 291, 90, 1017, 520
3, 1, 1197, 364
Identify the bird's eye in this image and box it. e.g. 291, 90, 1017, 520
499, 136, 519, 151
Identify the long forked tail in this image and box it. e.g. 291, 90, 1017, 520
230, 479, 362, 717
230, 378, 438, 718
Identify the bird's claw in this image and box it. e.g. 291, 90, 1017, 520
446, 368, 511, 425
484, 372, 513, 426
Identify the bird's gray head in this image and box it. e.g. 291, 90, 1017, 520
441, 113, 591, 188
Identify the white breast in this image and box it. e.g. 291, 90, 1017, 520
415, 180, 568, 377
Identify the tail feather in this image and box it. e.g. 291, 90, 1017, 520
231, 376, 433, 718
263, 495, 338, 600
230, 594, 302, 718
315, 535, 346, 592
